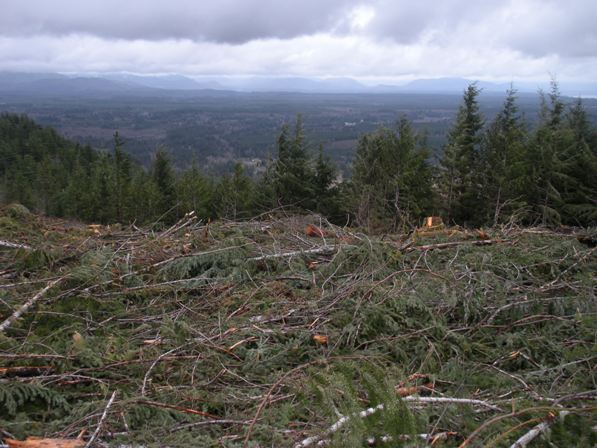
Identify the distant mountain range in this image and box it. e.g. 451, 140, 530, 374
1, 72, 596, 97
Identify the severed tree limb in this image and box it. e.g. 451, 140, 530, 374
0, 239, 31, 250
249, 246, 338, 261
296, 397, 500, 447
140, 346, 183, 396
407, 239, 506, 252
295, 404, 385, 447
305, 432, 457, 447
458, 407, 555, 448
136, 399, 218, 419
0, 277, 65, 333
509, 411, 569, 448
0, 353, 71, 359
85, 390, 117, 448
402, 396, 502, 412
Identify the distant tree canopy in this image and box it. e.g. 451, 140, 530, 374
1, 81, 596, 229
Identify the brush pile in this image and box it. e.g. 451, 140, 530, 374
0, 205, 595, 447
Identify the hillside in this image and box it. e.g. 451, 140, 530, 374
1, 206, 595, 447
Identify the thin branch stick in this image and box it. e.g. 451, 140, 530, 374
171, 419, 254, 432
525, 356, 596, 376
136, 399, 219, 419
458, 407, 555, 448
0, 353, 71, 359
0, 277, 64, 333
0, 239, 31, 250
295, 404, 384, 447
85, 390, 117, 448
402, 396, 502, 411
141, 345, 183, 396
296, 397, 501, 447
249, 245, 338, 261
509, 412, 568, 448
244, 357, 362, 448
407, 239, 505, 252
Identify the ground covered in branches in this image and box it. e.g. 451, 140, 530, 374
0, 205, 595, 447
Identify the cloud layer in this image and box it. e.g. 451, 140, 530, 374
0, 0, 595, 81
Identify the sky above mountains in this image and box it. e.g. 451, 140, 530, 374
1, 0, 596, 83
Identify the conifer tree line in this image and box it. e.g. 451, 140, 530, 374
1, 81, 596, 229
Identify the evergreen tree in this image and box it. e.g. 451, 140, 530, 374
271, 114, 315, 208
215, 163, 255, 219
176, 161, 214, 219
481, 88, 528, 224
439, 83, 484, 225
312, 144, 339, 215
523, 81, 577, 225
151, 148, 177, 223
352, 117, 433, 231
128, 170, 162, 224
91, 155, 116, 223
113, 132, 132, 222
560, 98, 597, 225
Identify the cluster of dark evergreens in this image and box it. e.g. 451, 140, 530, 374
1, 82, 596, 228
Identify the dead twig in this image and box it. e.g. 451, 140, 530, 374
85, 390, 117, 448
135, 399, 219, 419
509, 411, 569, 448
0, 240, 31, 250
407, 239, 506, 252
0, 277, 65, 333
296, 396, 501, 447
249, 245, 338, 261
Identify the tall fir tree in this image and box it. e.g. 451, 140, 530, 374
352, 117, 433, 231
439, 83, 484, 226
151, 147, 177, 223
560, 98, 597, 225
524, 80, 574, 225
271, 114, 315, 208
113, 132, 132, 222
312, 144, 339, 215
480, 88, 528, 224
176, 161, 214, 219
215, 163, 255, 219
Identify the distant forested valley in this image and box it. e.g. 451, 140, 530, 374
4, 87, 596, 176
1, 82, 596, 229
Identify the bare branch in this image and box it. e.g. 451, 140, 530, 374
0, 277, 65, 333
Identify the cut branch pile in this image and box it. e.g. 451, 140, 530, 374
0, 211, 595, 446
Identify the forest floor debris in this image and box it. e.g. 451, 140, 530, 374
0, 208, 595, 447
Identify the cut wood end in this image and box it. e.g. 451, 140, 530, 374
5, 437, 85, 448
423, 216, 444, 229
304, 224, 326, 238
312, 334, 328, 345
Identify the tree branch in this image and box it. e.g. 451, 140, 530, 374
0, 277, 65, 333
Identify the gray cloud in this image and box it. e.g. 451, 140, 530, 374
0, 0, 595, 81
361, 0, 597, 59
0, 0, 356, 43
502, 0, 597, 58
2, 0, 595, 59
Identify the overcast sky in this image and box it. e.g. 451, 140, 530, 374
1, 0, 595, 82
